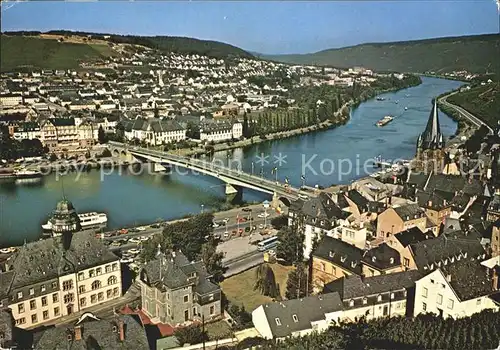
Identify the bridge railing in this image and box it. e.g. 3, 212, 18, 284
110, 142, 300, 195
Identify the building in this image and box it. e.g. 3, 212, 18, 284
123, 118, 186, 145
251, 293, 343, 340
199, 121, 242, 142
0, 94, 23, 106
138, 249, 221, 326
414, 259, 499, 319
413, 100, 446, 173
288, 193, 348, 259
323, 270, 422, 321
311, 236, 363, 292
11, 121, 42, 141
376, 203, 427, 240
386, 227, 429, 270
487, 190, 500, 222
40, 118, 79, 151
492, 221, 500, 257
77, 120, 96, 148
32, 313, 149, 349
0, 199, 122, 329
415, 190, 452, 227
361, 243, 403, 277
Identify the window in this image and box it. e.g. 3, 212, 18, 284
184, 295, 189, 303
422, 302, 427, 312
79, 286, 86, 294
108, 276, 117, 285
18, 303, 25, 314
113, 287, 119, 296
447, 299, 454, 310
31, 314, 37, 324
98, 292, 104, 301
52, 293, 58, 303
403, 258, 410, 267
477, 299, 482, 306
96, 267, 102, 275
78, 272, 84, 281
210, 305, 215, 315
16, 318, 26, 325
377, 295, 382, 302
390, 293, 395, 300
52, 281, 57, 289
91, 280, 101, 290
41, 285, 46, 293
30, 300, 36, 310
17, 291, 23, 299
112, 263, 118, 271
63, 293, 74, 304
209, 294, 214, 301
363, 298, 367, 305
167, 305, 171, 316
91, 294, 97, 304
422, 287, 428, 298
89, 269, 95, 277
29, 288, 34, 296
54, 307, 60, 316
437, 294, 443, 305
292, 314, 299, 323
107, 289, 113, 298
41, 296, 47, 307
320, 262, 325, 271
80, 298, 86, 307
105, 265, 111, 273
43, 310, 49, 320
275, 318, 281, 326
62, 280, 73, 291
349, 299, 354, 307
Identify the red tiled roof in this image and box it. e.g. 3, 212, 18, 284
120, 307, 176, 336
157, 323, 175, 337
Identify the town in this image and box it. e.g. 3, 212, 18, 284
1, 4, 500, 350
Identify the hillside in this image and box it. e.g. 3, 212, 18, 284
0, 35, 114, 71
263, 34, 500, 75
447, 82, 500, 128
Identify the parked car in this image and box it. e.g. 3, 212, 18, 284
111, 241, 122, 247
119, 229, 128, 235
128, 237, 141, 244
223, 231, 230, 238
138, 236, 149, 241
242, 207, 252, 212
150, 223, 161, 229
237, 217, 247, 223
127, 248, 140, 255
258, 224, 264, 229
222, 218, 230, 224
120, 257, 134, 264
136, 226, 146, 231
258, 212, 270, 218
213, 222, 220, 228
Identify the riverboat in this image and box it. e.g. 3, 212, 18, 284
376, 115, 394, 127
376, 97, 386, 101
14, 169, 43, 179
42, 212, 108, 231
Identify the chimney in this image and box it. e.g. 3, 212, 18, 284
119, 320, 125, 342
428, 200, 432, 207
74, 326, 82, 341
446, 274, 452, 282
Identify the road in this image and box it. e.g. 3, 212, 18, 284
439, 92, 493, 134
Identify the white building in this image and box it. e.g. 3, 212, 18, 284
0, 94, 23, 106
414, 258, 499, 319
12, 122, 42, 141
123, 118, 186, 145
200, 121, 242, 143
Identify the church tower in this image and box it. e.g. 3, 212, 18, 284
414, 99, 446, 173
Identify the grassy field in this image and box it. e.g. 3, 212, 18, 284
447, 82, 500, 128
205, 320, 233, 340
0, 35, 113, 71
221, 263, 295, 312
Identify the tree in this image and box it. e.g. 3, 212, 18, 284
201, 239, 225, 282
276, 227, 304, 265
254, 264, 278, 298
285, 264, 312, 300
270, 215, 288, 230
242, 113, 250, 138
174, 325, 208, 346
98, 125, 107, 144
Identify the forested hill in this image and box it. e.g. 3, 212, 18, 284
263, 34, 500, 75
2, 30, 254, 60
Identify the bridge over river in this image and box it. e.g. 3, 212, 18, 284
108, 141, 311, 206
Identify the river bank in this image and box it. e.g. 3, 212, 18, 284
0, 77, 462, 246
169, 77, 423, 158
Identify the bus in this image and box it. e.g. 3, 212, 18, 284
257, 236, 279, 251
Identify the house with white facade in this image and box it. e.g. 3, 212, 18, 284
122, 118, 186, 145
252, 293, 343, 340
12, 122, 42, 141
199, 121, 242, 143
414, 258, 499, 319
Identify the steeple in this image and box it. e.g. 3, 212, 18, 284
418, 99, 444, 150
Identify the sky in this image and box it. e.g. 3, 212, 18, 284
1, 1, 498, 54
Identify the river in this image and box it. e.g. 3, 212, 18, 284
0, 77, 463, 246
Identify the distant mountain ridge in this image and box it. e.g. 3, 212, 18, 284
263, 34, 500, 75
1, 30, 253, 71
